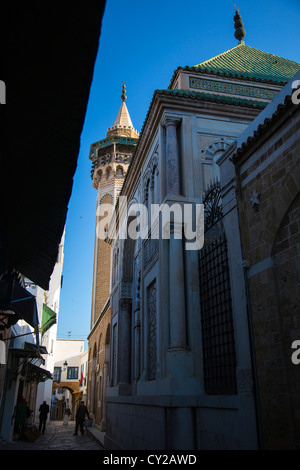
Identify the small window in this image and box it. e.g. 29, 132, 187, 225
116, 165, 124, 178
67, 367, 79, 380
53, 367, 61, 383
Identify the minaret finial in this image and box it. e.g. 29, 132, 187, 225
233, 6, 246, 44
121, 82, 127, 102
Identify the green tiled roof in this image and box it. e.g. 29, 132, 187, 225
155, 88, 267, 109
177, 44, 300, 85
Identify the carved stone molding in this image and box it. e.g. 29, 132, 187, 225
120, 281, 132, 299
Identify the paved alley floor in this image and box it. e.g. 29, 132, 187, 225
0, 420, 103, 451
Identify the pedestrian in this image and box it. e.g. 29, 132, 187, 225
74, 401, 89, 435
38, 400, 50, 434
63, 406, 71, 425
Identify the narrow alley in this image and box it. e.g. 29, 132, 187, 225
0, 420, 103, 450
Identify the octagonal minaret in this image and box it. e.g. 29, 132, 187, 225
89, 83, 139, 323
90, 83, 139, 204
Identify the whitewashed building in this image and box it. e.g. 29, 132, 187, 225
24, 231, 65, 422
52, 339, 87, 419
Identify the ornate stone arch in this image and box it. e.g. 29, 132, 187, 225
204, 139, 232, 187
143, 150, 159, 202
116, 165, 124, 178
105, 166, 112, 179
205, 139, 231, 159
99, 193, 113, 205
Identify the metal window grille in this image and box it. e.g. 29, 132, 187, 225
199, 234, 237, 395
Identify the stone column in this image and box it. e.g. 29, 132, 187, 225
164, 116, 186, 350
118, 298, 131, 389
169, 222, 186, 349
159, 124, 167, 201
165, 117, 181, 195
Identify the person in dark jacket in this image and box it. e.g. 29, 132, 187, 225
38, 401, 50, 434
74, 401, 90, 435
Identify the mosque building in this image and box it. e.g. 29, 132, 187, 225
87, 9, 300, 449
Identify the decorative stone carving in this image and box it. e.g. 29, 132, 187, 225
205, 140, 231, 160
143, 237, 159, 271
143, 149, 159, 200
165, 118, 181, 195
120, 280, 132, 299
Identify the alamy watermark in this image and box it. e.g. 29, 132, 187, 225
291, 340, 300, 365
96, 196, 204, 251
0, 80, 5, 104
292, 80, 300, 105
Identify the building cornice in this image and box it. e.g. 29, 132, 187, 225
120, 89, 265, 202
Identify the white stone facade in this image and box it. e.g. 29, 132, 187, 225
103, 72, 273, 449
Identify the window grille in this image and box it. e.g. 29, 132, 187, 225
199, 234, 237, 395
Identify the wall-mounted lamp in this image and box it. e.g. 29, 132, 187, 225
63, 360, 68, 371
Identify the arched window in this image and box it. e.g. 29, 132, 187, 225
116, 165, 124, 178
98, 333, 102, 352
106, 166, 112, 179
205, 140, 231, 186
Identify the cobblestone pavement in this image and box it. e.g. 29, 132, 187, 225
0, 420, 103, 451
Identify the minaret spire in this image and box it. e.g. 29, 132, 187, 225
121, 81, 127, 102
106, 83, 139, 139
234, 6, 246, 44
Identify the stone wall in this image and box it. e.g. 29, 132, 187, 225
104, 397, 255, 450
235, 101, 300, 449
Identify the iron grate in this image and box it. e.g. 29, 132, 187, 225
199, 234, 237, 395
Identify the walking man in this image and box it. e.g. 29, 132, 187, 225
74, 401, 90, 435
39, 400, 50, 434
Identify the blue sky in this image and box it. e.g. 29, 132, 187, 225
57, 0, 300, 346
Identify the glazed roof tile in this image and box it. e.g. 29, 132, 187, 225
171, 44, 300, 86
156, 88, 268, 108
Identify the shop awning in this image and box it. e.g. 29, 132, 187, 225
25, 363, 52, 383
41, 304, 56, 335
24, 342, 48, 356
1, 3, 106, 291
9, 342, 47, 359
0, 276, 39, 341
